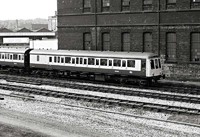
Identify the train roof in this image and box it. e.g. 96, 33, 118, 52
30, 49, 158, 59
0, 48, 29, 53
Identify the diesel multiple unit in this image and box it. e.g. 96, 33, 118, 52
0, 48, 165, 85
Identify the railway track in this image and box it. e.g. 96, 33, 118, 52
1, 74, 200, 104
1, 90, 200, 132
0, 83, 200, 115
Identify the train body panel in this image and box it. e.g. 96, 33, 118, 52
0, 48, 30, 68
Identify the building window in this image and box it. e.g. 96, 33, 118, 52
102, 0, 110, 12
122, 0, 130, 11
191, 0, 200, 9
143, 32, 152, 52
143, 0, 153, 11
191, 33, 200, 62
102, 33, 110, 51
83, 33, 92, 50
166, 0, 176, 10
166, 33, 177, 62
122, 33, 130, 52
83, 0, 91, 13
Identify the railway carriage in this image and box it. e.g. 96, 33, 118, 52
29, 50, 165, 85
0, 48, 31, 70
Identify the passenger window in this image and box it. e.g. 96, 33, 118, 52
10, 55, 13, 60
49, 57, 52, 62
72, 58, 76, 64
2, 54, 4, 59
36, 55, 39, 61
155, 59, 158, 69
101, 59, 107, 66
54, 56, 57, 63
114, 59, 121, 67
96, 59, 100, 66
108, 60, 113, 66
5, 54, 8, 59
61, 57, 64, 63
0, 54, 1, 59
21, 55, 24, 60
150, 60, 155, 69
80, 58, 83, 64
19, 55, 21, 60
83, 58, 87, 65
122, 60, 126, 67
88, 58, 95, 65
127, 60, 135, 68
76, 58, 79, 64
13, 54, 17, 60
58, 57, 60, 63
65, 57, 71, 63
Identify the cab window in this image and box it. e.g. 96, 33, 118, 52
150, 60, 155, 69
155, 59, 158, 69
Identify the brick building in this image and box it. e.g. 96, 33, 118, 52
57, 0, 200, 80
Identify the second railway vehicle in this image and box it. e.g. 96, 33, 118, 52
0, 48, 165, 86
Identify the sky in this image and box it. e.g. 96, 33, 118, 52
0, 0, 57, 20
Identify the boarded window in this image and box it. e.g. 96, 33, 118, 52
122, 0, 130, 11
191, 33, 200, 62
143, 32, 152, 52
167, 0, 176, 9
102, 0, 110, 12
83, 0, 91, 12
143, 0, 152, 10
83, 33, 92, 50
122, 33, 130, 52
127, 60, 135, 68
166, 33, 177, 62
102, 33, 110, 51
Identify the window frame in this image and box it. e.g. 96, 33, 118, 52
121, 0, 130, 11
101, 0, 110, 12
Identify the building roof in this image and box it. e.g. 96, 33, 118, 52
0, 28, 13, 32
37, 28, 51, 32
17, 28, 32, 32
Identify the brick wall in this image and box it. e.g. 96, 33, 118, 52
57, 0, 200, 81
